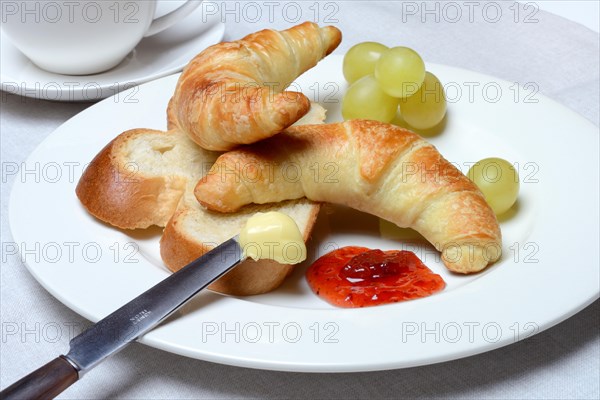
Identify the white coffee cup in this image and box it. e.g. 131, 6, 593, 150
1, 0, 202, 75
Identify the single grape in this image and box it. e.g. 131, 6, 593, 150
342, 75, 399, 123
343, 42, 389, 84
399, 71, 447, 130
374, 46, 426, 98
467, 158, 520, 215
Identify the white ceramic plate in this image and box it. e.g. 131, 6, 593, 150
9, 55, 599, 372
0, 2, 224, 102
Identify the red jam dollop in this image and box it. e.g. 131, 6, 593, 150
306, 246, 445, 308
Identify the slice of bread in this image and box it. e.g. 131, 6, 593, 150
76, 128, 209, 230
76, 104, 326, 295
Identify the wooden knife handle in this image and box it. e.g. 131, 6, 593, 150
0, 356, 79, 400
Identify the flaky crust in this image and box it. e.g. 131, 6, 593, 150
76, 129, 186, 230
195, 120, 502, 274
170, 22, 342, 151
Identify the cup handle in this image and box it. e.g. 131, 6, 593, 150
144, 0, 203, 37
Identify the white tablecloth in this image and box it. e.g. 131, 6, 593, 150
1, 2, 598, 398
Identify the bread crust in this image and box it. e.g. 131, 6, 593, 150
160, 203, 320, 296
76, 129, 186, 230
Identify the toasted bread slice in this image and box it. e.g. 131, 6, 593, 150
76, 104, 325, 295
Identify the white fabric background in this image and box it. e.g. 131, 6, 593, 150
1, 2, 599, 399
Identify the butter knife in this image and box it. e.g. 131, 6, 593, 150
1, 237, 243, 400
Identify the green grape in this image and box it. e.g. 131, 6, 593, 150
342, 75, 399, 123
343, 42, 389, 84
374, 46, 426, 98
399, 71, 447, 130
467, 158, 520, 215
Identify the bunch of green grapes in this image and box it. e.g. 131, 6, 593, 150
342, 42, 446, 130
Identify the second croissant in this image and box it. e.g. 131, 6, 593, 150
194, 120, 502, 274
168, 22, 342, 151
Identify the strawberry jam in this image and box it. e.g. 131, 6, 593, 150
306, 246, 445, 308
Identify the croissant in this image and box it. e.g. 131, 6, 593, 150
194, 120, 502, 274
168, 22, 342, 151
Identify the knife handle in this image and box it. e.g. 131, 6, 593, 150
0, 356, 79, 400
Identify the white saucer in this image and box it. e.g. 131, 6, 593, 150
0, 3, 224, 102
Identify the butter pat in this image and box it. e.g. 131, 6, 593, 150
239, 212, 307, 264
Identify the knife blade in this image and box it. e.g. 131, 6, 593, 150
1, 236, 244, 400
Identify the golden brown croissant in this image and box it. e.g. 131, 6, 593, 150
169, 22, 341, 151
194, 120, 502, 274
